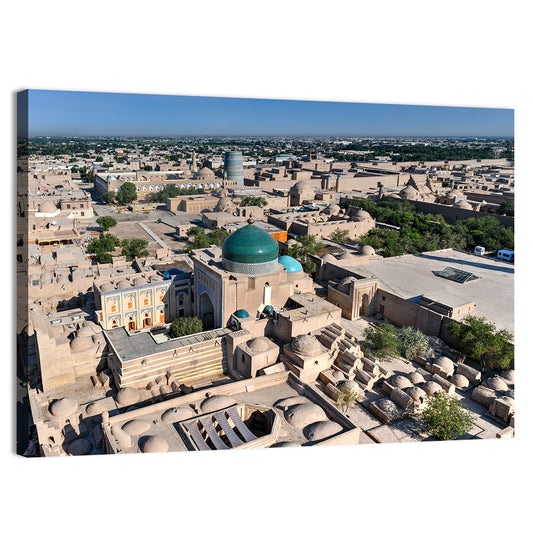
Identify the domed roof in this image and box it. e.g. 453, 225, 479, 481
39, 200, 58, 213
263, 304, 274, 315
485, 376, 509, 392
404, 386, 426, 402
303, 420, 343, 441
200, 395, 237, 414
290, 334, 323, 357
400, 185, 418, 199
133, 276, 146, 286
284, 403, 328, 429
291, 180, 316, 190
447, 189, 461, 198
117, 279, 131, 289
337, 380, 362, 396
198, 166, 215, 177
407, 372, 425, 385
327, 203, 341, 216
354, 209, 372, 221
70, 335, 94, 352
338, 252, 354, 261
389, 375, 412, 389
161, 406, 197, 424
215, 197, 235, 212
454, 199, 473, 210
234, 309, 250, 319
116, 387, 140, 406
222, 221, 278, 265
274, 396, 310, 410
278, 255, 303, 273
141, 436, 169, 453
451, 374, 470, 388
360, 245, 375, 256
49, 397, 78, 418
181, 169, 193, 178
433, 356, 454, 374
422, 381, 443, 395
86, 402, 105, 416
320, 253, 337, 263
100, 282, 115, 292
122, 419, 151, 436
500, 370, 514, 383
247, 337, 270, 352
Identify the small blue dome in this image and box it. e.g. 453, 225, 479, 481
234, 309, 250, 318
263, 305, 274, 315
278, 255, 303, 273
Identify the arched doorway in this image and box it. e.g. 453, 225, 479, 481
143, 312, 152, 328
199, 292, 214, 329
128, 316, 136, 331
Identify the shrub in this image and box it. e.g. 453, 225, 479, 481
361, 323, 402, 359
335, 385, 360, 413
397, 326, 429, 359
168, 316, 203, 338
421, 392, 476, 441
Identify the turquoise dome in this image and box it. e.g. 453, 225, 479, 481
278, 255, 303, 273
234, 309, 250, 318
222, 223, 278, 264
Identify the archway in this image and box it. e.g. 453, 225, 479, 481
199, 292, 214, 329
143, 312, 152, 328
128, 317, 136, 331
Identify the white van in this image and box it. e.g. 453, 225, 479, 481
474, 246, 485, 256
497, 249, 514, 262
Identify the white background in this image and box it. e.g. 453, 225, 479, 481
3, 2, 531, 531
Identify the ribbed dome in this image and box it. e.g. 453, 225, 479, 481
222, 221, 278, 265
278, 255, 303, 273
198, 166, 215, 177
291, 180, 315, 190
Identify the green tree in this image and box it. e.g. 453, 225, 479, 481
361, 322, 402, 359
421, 392, 476, 441
397, 326, 429, 359
168, 316, 203, 338
329, 228, 349, 244
208, 228, 230, 246
116, 182, 138, 205
186, 227, 210, 251
121, 238, 149, 261
87, 233, 120, 263
96, 215, 117, 233
101, 191, 116, 204
335, 385, 360, 413
86, 170, 94, 183
302, 260, 317, 275
445, 316, 514, 371
240, 196, 267, 207
499, 199, 514, 217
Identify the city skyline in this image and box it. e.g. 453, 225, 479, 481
27, 90, 514, 138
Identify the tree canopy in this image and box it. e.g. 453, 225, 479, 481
240, 196, 267, 207
168, 316, 203, 338
186, 227, 229, 251
121, 238, 149, 261
96, 215, 117, 232
116, 182, 137, 204
87, 233, 120, 263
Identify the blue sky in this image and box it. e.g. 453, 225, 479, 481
27, 90, 514, 137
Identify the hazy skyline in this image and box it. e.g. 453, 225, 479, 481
26, 90, 514, 138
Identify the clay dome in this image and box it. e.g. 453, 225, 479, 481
320, 253, 337, 263
39, 200, 58, 213
77, 324, 95, 337
49, 397, 78, 418
215, 197, 235, 212
422, 381, 443, 395
399, 185, 418, 200
116, 279, 131, 289
454, 199, 473, 210
246, 337, 270, 352
389, 375, 412, 389
213, 188, 228, 198
331, 370, 345, 380
284, 403, 328, 429
198, 166, 215, 178
291, 180, 316, 190
338, 252, 354, 261
70, 334, 94, 352
337, 380, 362, 396
141, 436, 169, 453
327, 203, 341, 216
404, 386, 427, 402
485, 376, 509, 392
303, 421, 343, 441
181, 169, 193, 178
200, 395, 237, 413
433, 356, 455, 374
451, 374, 470, 388
290, 334, 323, 357
360, 245, 375, 256
407, 372, 425, 385
274, 396, 310, 410
447, 189, 461, 198
133, 276, 146, 286
161, 405, 197, 424
68, 438, 92, 456
85, 402, 105, 416
100, 282, 115, 292
116, 387, 140, 406
149, 274, 161, 282
500, 370, 514, 384
354, 209, 372, 221
122, 419, 151, 436
375, 399, 401, 415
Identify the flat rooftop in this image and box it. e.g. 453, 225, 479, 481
348, 249, 514, 333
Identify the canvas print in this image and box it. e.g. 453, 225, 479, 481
16, 90, 514, 457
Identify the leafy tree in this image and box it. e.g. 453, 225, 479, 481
329, 228, 349, 244
168, 316, 203, 338
302, 260, 317, 275
445, 316, 514, 371
96, 215, 117, 233
240, 196, 267, 207
397, 326, 429, 359
95, 156, 103, 162
208, 229, 230, 247
143, 164, 153, 171
335, 385, 360, 413
499, 200, 514, 217
361, 322, 402, 359
116, 182, 137, 205
121, 238, 149, 261
101, 191, 116, 204
87, 233, 120, 263
421, 392, 476, 441
86, 170, 94, 183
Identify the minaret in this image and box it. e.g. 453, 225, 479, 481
191, 150, 198, 173
335, 173, 342, 193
